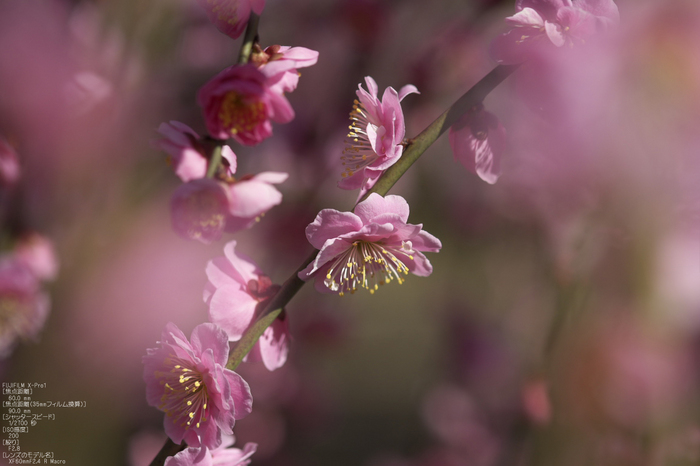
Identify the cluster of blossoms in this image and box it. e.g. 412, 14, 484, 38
143, 0, 624, 463
153, 44, 317, 243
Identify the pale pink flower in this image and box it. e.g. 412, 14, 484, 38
204, 241, 289, 371
165, 434, 257, 466
339, 77, 419, 197
197, 64, 294, 146
196, 0, 265, 40
490, 0, 619, 64
0, 138, 20, 187
448, 104, 506, 184
14, 233, 59, 282
0, 256, 49, 358
299, 193, 441, 295
171, 179, 230, 244
253, 45, 320, 93
223, 172, 288, 233
142, 322, 253, 449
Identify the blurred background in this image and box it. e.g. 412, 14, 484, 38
1, 0, 700, 465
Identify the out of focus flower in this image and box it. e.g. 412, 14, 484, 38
142, 322, 253, 449
299, 193, 441, 295
252, 45, 319, 93
14, 233, 59, 282
196, 0, 265, 40
171, 178, 230, 244
222, 172, 288, 234
0, 256, 49, 358
339, 77, 418, 197
165, 434, 257, 466
490, 0, 620, 64
197, 64, 293, 146
0, 138, 20, 187
204, 241, 289, 371
153, 122, 209, 183
448, 104, 505, 184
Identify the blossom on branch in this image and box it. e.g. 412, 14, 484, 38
299, 193, 441, 296
339, 77, 418, 198
196, 0, 266, 40
490, 0, 619, 64
204, 241, 289, 371
165, 434, 257, 466
142, 322, 253, 450
252, 45, 320, 93
448, 104, 506, 184
197, 64, 294, 146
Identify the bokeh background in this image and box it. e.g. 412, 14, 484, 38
2, 0, 700, 465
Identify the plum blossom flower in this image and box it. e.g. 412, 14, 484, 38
0, 256, 49, 358
339, 77, 418, 197
197, 64, 294, 146
204, 241, 289, 371
299, 193, 441, 295
448, 104, 506, 184
171, 178, 230, 244
165, 434, 257, 466
252, 45, 320, 93
196, 0, 265, 40
142, 322, 253, 449
490, 0, 620, 64
170, 167, 287, 243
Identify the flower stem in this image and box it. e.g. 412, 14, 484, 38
224, 64, 519, 371
206, 145, 222, 178
237, 13, 260, 65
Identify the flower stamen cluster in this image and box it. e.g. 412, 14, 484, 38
324, 240, 413, 296
157, 356, 210, 430
341, 100, 378, 179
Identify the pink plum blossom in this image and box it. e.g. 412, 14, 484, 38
490, 0, 620, 64
448, 104, 506, 184
197, 64, 294, 146
196, 0, 265, 40
299, 193, 441, 295
253, 45, 320, 93
0, 138, 20, 187
204, 241, 289, 371
142, 322, 253, 449
171, 178, 230, 244
339, 77, 419, 197
0, 256, 49, 358
165, 434, 257, 466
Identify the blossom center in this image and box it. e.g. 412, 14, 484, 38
341, 100, 380, 179
156, 355, 210, 430
218, 92, 266, 136
324, 240, 414, 296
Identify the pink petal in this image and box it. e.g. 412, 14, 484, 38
227, 179, 283, 218
305, 209, 363, 250
190, 323, 231, 367
398, 84, 419, 102
224, 371, 253, 420
208, 286, 258, 340
257, 316, 290, 371
354, 193, 410, 224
